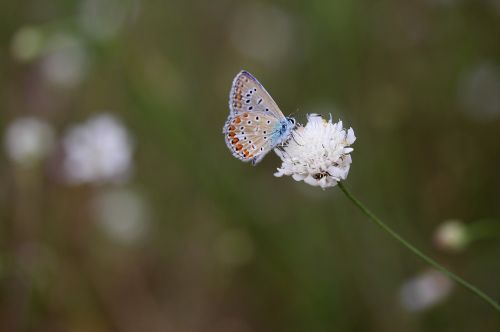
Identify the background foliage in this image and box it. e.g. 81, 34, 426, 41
1, 0, 499, 331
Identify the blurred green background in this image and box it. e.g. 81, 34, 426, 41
1, 0, 500, 331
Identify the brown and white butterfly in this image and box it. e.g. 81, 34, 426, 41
222, 70, 296, 165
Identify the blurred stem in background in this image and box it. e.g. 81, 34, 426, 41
466, 219, 500, 243
337, 182, 500, 313
434, 218, 500, 253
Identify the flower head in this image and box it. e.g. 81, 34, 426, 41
274, 114, 355, 189
4, 117, 55, 167
400, 269, 453, 312
433, 220, 468, 253
62, 113, 134, 184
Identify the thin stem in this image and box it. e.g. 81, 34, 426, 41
337, 182, 500, 313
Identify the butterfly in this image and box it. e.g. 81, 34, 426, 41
223, 70, 296, 165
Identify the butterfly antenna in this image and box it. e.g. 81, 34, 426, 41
288, 108, 300, 118
291, 130, 303, 146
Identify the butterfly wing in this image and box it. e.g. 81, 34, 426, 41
229, 70, 286, 120
223, 111, 283, 165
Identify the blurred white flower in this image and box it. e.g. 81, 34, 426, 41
78, 0, 129, 40
400, 269, 453, 312
274, 114, 355, 189
4, 117, 55, 167
458, 62, 500, 122
10, 26, 44, 62
433, 220, 468, 253
41, 33, 89, 88
92, 188, 149, 244
62, 113, 133, 184
230, 3, 296, 66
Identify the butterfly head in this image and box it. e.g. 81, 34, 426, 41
281, 117, 296, 134
274, 116, 296, 145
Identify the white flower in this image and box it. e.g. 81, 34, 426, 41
400, 269, 453, 312
78, 0, 128, 41
274, 114, 356, 189
4, 117, 55, 167
62, 113, 133, 184
433, 220, 468, 253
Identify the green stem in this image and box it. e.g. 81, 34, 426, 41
337, 182, 500, 313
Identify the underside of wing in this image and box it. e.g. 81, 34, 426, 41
229, 71, 285, 120
223, 111, 281, 164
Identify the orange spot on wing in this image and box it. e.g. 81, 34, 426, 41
234, 117, 241, 124
228, 132, 235, 138
243, 113, 249, 117
236, 144, 243, 151
228, 125, 235, 131
232, 138, 239, 144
